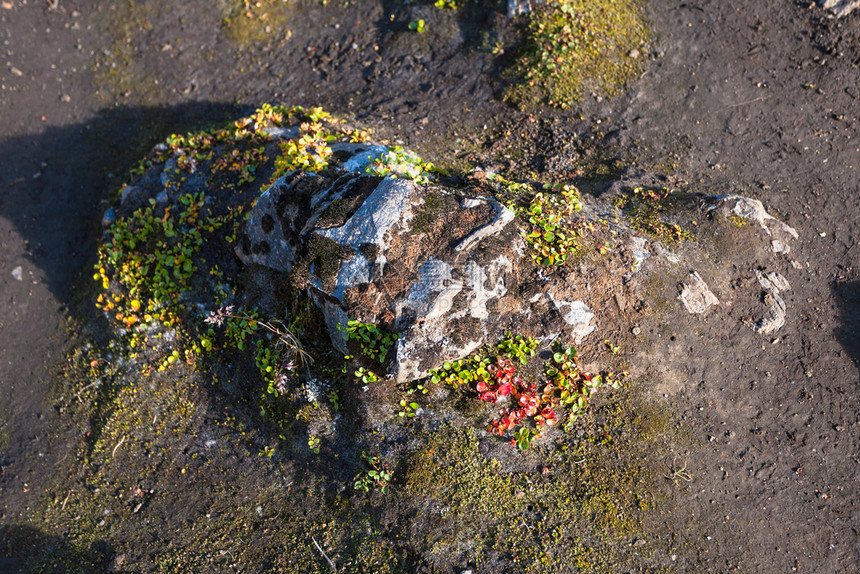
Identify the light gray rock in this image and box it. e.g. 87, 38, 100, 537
678, 271, 720, 314
753, 270, 790, 334
236, 171, 329, 272
822, 0, 860, 17
707, 195, 798, 254
547, 292, 596, 343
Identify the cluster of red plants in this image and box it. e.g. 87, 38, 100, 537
478, 357, 558, 437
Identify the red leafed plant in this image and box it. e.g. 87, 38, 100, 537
476, 356, 519, 403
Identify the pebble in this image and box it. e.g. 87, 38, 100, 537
11, 266, 22, 281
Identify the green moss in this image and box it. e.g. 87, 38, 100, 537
306, 234, 354, 284
91, 0, 161, 105
221, 1, 295, 46
505, 0, 651, 108
409, 191, 444, 233
400, 390, 665, 571
613, 187, 695, 245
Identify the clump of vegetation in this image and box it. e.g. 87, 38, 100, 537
94, 192, 223, 347
270, 120, 334, 177
354, 451, 392, 494
613, 186, 695, 244
365, 146, 438, 184
487, 173, 586, 266
505, 0, 651, 108
342, 320, 399, 365
427, 333, 620, 449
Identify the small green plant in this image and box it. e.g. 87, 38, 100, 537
205, 306, 309, 396
95, 192, 218, 344
485, 172, 533, 205
364, 147, 436, 184
354, 452, 391, 494
408, 19, 426, 33
541, 346, 620, 432
518, 185, 583, 266
354, 367, 379, 384
398, 399, 420, 418
612, 187, 694, 244
664, 457, 693, 484
308, 435, 321, 454
434, 0, 457, 8
327, 389, 341, 411
270, 120, 333, 178
159, 349, 181, 371
428, 335, 539, 389
496, 332, 538, 365
260, 445, 276, 458
512, 427, 539, 450
341, 320, 399, 364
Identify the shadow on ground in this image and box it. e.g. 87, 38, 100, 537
834, 279, 860, 365
0, 524, 114, 573
0, 103, 240, 308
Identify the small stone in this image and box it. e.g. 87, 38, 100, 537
628, 48, 640, 59
102, 206, 116, 228
632, 326, 641, 335
11, 266, 23, 281
822, 0, 860, 18
678, 271, 719, 314
819, 232, 827, 237
634, 538, 646, 546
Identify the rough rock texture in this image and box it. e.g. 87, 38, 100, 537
706, 194, 798, 254
821, 0, 860, 17
753, 269, 791, 334
238, 167, 606, 382
231, 152, 808, 382
678, 271, 720, 314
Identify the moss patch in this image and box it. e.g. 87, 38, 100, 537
221, 1, 296, 46
505, 0, 651, 108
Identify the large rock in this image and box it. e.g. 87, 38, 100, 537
237, 166, 605, 383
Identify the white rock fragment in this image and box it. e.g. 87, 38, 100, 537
547, 292, 596, 343
821, 0, 860, 18
771, 239, 789, 254
678, 271, 719, 314
460, 256, 511, 320
399, 257, 463, 321
707, 195, 798, 253
753, 270, 790, 334
11, 266, 23, 281
630, 236, 650, 272
329, 142, 388, 173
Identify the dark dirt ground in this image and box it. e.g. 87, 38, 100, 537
0, 0, 859, 572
